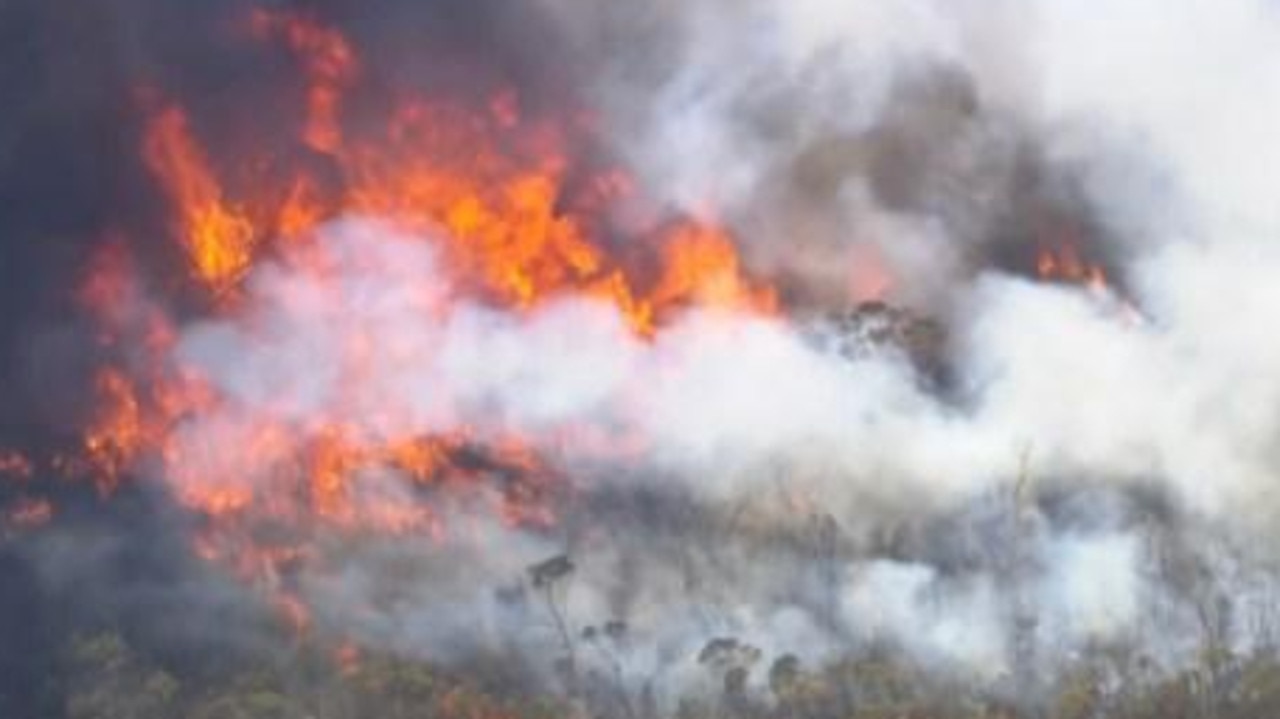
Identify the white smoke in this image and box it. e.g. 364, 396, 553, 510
141, 0, 1280, 705
154, 214, 1247, 693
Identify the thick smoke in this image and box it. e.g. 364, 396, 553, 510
168, 199, 1280, 705
240, 0, 1280, 703
8, 0, 1280, 713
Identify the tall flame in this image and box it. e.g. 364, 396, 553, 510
142, 105, 257, 292
58, 6, 780, 634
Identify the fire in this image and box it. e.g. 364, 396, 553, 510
1033, 237, 1147, 328
43, 6, 779, 633
0, 450, 33, 481
141, 7, 773, 330
3, 497, 53, 534
249, 9, 357, 155
82, 369, 146, 496
1035, 240, 1108, 295
651, 224, 778, 316
142, 105, 256, 292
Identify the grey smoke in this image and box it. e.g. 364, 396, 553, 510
55, 0, 1280, 710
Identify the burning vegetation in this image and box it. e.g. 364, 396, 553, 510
72, 7, 784, 641
4, 1, 1280, 718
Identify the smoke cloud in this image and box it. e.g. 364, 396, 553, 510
7, 0, 1280, 713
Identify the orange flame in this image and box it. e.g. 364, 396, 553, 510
249, 9, 358, 155
1036, 240, 1109, 296
651, 224, 778, 317
142, 105, 256, 292
68, 7, 780, 633
82, 368, 145, 496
